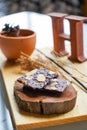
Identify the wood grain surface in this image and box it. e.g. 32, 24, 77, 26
0, 49, 87, 130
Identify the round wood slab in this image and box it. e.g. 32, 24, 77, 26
14, 81, 77, 115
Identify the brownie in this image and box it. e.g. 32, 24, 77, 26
17, 68, 58, 89
17, 68, 67, 94
45, 78, 67, 92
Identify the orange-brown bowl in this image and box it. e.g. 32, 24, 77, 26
0, 29, 36, 60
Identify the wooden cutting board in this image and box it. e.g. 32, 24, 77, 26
0, 49, 87, 130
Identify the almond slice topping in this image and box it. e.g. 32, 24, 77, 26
50, 82, 58, 87
37, 74, 46, 82
49, 71, 55, 75
25, 75, 33, 80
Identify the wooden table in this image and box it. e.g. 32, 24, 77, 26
0, 11, 87, 130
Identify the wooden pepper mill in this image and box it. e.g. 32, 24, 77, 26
48, 12, 87, 62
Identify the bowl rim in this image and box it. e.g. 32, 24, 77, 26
0, 29, 36, 39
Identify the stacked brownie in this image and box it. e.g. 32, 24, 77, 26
17, 68, 67, 95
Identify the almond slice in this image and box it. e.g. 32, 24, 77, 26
37, 74, 46, 82
25, 75, 33, 80
49, 70, 55, 75
50, 82, 58, 87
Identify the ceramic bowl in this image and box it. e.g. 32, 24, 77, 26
0, 29, 36, 60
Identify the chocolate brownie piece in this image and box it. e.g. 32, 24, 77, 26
45, 78, 67, 92
17, 68, 58, 89
17, 68, 67, 94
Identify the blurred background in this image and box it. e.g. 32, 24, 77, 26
0, 0, 87, 17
